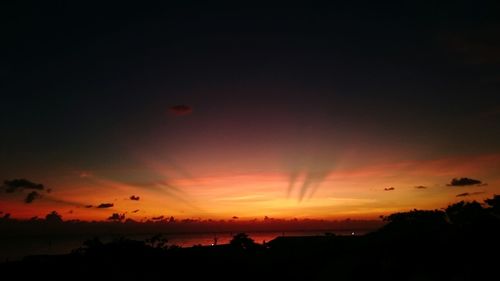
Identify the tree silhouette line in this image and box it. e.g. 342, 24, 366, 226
1, 195, 499, 281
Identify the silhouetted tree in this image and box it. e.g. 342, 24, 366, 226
445, 201, 486, 226
230, 233, 256, 250
145, 234, 169, 249
379, 209, 449, 236
107, 213, 125, 222
485, 195, 500, 215
45, 211, 63, 223
82, 237, 103, 251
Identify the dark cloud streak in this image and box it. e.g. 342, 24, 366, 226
24, 191, 42, 203
3, 179, 44, 193
97, 203, 114, 208
456, 192, 485, 197
448, 178, 484, 186
299, 170, 330, 202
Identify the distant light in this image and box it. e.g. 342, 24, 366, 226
211, 243, 214, 246
352, 232, 355, 236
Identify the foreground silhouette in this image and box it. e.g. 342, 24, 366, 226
1, 195, 499, 280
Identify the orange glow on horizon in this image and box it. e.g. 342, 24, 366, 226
2, 153, 499, 222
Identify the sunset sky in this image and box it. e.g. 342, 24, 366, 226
2, 2, 500, 221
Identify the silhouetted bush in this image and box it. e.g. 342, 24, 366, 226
45, 211, 63, 223
485, 195, 500, 214
445, 201, 487, 226
379, 209, 449, 236
145, 234, 169, 249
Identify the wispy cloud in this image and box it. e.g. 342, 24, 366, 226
456, 192, 485, 197
287, 161, 334, 202
78, 171, 93, 178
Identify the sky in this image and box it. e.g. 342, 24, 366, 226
1, 2, 500, 221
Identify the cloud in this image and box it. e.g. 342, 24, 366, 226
2, 179, 90, 207
79, 171, 93, 178
285, 150, 336, 202
42, 197, 86, 207
3, 179, 44, 193
107, 213, 125, 221
287, 170, 301, 198
384, 187, 395, 191
85, 205, 93, 208
414, 185, 428, 189
25, 191, 42, 203
447, 177, 484, 187
456, 192, 485, 197
130, 195, 140, 201
132, 209, 139, 213
97, 203, 114, 208
169, 105, 192, 116
2, 179, 48, 204
152, 216, 164, 220
288, 169, 332, 202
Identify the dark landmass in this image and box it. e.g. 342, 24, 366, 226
1, 195, 499, 281
0, 216, 382, 237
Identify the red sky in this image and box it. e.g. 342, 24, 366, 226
2, 3, 500, 222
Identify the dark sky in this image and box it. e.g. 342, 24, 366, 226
1, 1, 500, 220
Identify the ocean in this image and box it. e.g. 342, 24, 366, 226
0, 229, 366, 261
